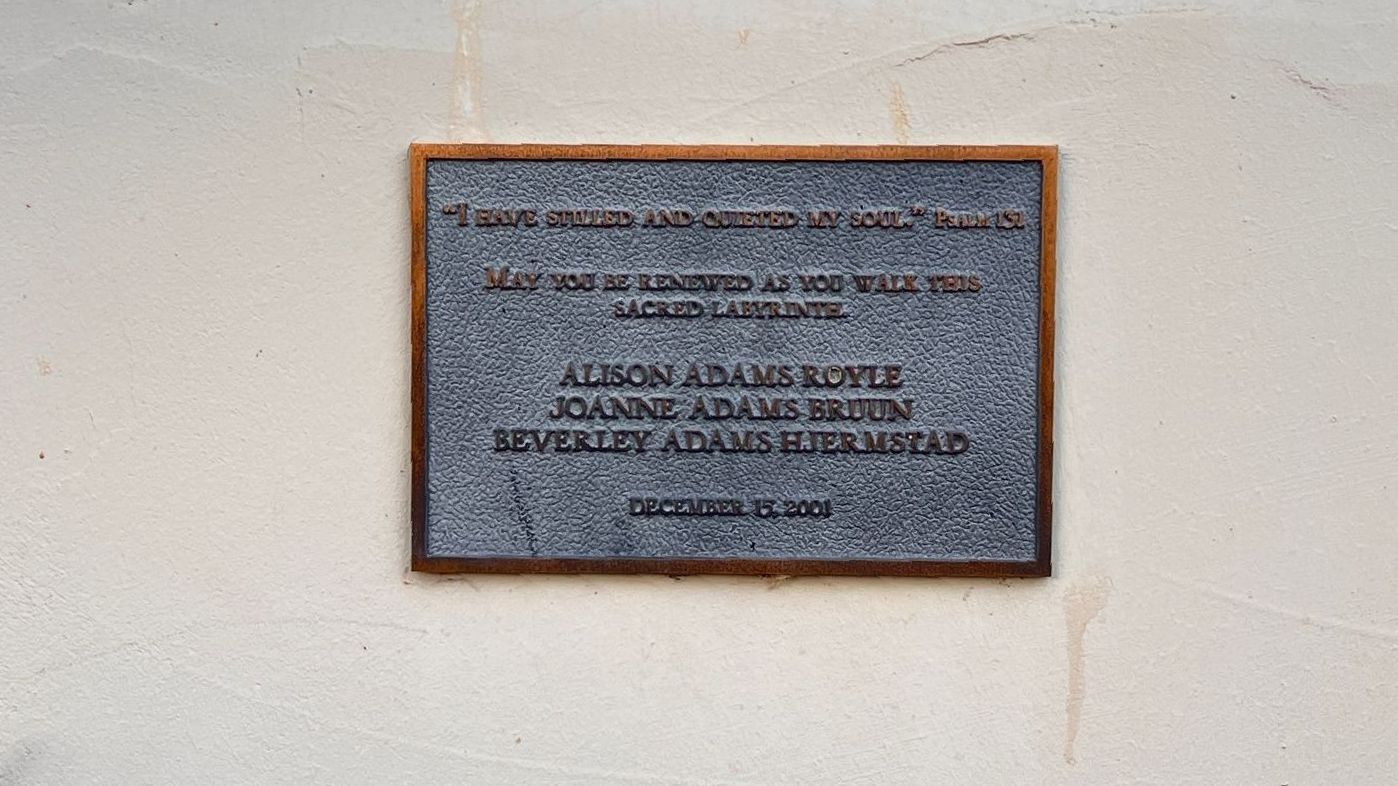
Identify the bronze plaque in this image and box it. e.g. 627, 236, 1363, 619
411, 144, 1056, 576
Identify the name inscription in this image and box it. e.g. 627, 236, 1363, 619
495, 360, 967, 457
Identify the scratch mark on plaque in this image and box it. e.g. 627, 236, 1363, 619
448, 0, 488, 140
508, 471, 538, 555
888, 81, 911, 144
1064, 577, 1112, 764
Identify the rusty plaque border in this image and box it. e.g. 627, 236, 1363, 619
409, 143, 1057, 577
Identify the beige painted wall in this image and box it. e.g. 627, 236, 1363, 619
4, 1, 1397, 782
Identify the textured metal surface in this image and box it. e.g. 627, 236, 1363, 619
413, 145, 1054, 575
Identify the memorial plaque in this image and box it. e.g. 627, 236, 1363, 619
410, 144, 1056, 576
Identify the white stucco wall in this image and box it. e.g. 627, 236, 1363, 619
4, 1, 1397, 782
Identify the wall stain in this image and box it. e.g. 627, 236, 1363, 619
737, 28, 751, 48
1279, 63, 1342, 105
1149, 568, 1398, 643
0, 741, 41, 783
764, 574, 794, 590
894, 7, 1205, 69
888, 81, 911, 144
1063, 577, 1112, 764
448, 0, 488, 140
898, 31, 1034, 67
